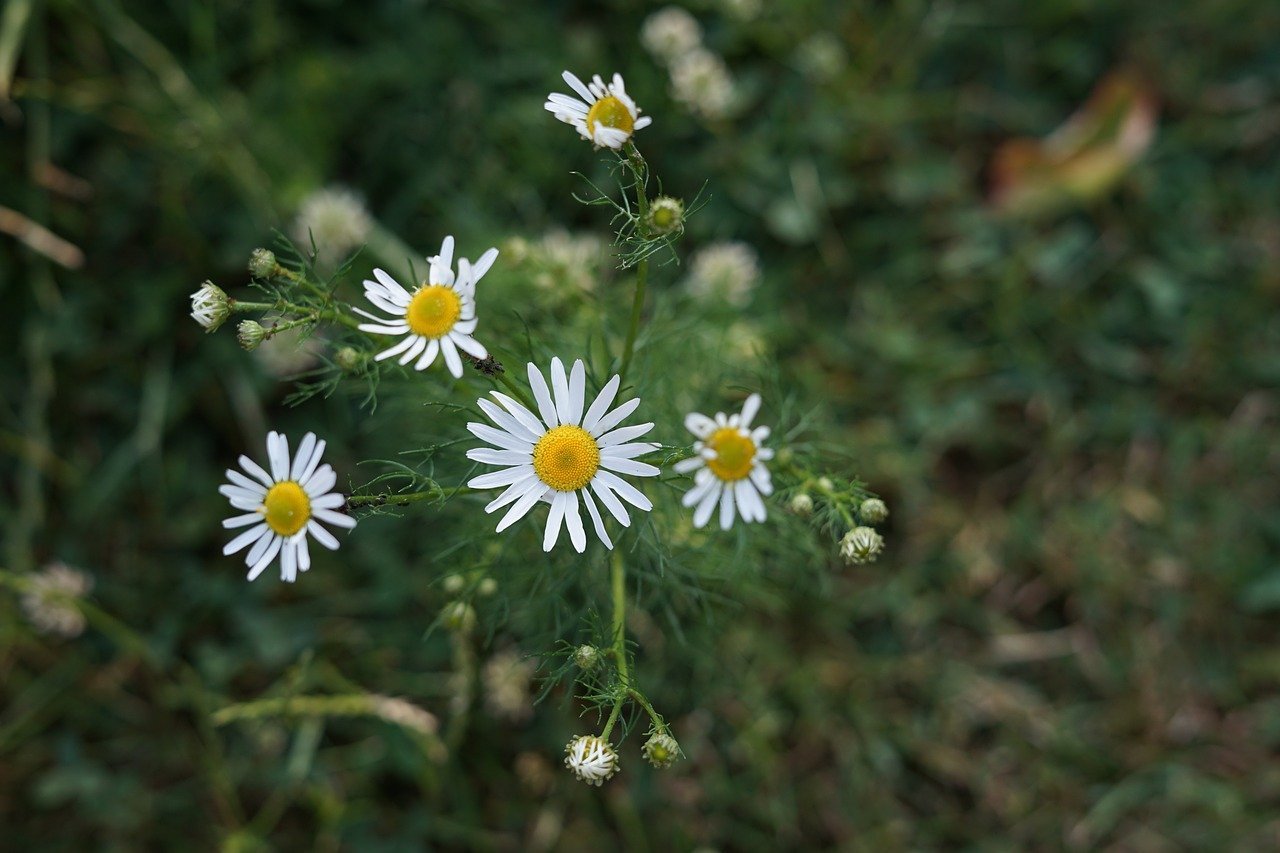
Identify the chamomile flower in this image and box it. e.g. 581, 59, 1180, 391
190, 281, 230, 332
355, 236, 497, 379
465, 358, 659, 553
545, 71, 653, 150
564, 735, 620, 786
674, 393, 774, 530
219, 431, 356, 583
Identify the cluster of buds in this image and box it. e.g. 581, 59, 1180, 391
563, 729, 682, 786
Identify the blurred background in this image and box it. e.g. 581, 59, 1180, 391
3, 0, 1280, 849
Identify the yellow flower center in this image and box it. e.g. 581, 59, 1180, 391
262, 481, 311, 537
533, 425, 600, 492
706, 428, 756, 482
405, 284, 462, 338
585, 96, 634, 135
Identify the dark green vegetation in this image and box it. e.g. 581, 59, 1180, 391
3, 0, 1279, 849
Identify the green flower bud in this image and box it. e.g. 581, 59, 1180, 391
189, 281, 230, 332
573, 644, 603, 671
248, 248, 277, 279
789, 493, 814, 516
441, 600, 477, 634
237, 320, 267, 351
840, 526, 884, 565
646, 196, 684, 235
334, 346, 362, 373
859, 498, 889, 525
642, 732, 681, 769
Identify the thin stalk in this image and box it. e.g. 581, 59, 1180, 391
618, 258, 647, 383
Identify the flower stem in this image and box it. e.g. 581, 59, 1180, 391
628, 688, 668, 735
346, 485, 478, 509
489, 361, 538, 412
600, 550, 629, 740
618, 257, 647, 383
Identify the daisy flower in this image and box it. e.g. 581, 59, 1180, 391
544, 71, 653, 149
674, 393, 774, 530
465, 358, 659, 553
220, 431, 356, 583
355, 235, 497, 379
564, 735, 620, 786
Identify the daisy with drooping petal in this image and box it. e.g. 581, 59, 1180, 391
355, 235, 497, 379
465, 358, 659, 553
564, 735, 620, 786
544, 71, 654, 149
674, 393, 774, 530
219, 431, 356, 583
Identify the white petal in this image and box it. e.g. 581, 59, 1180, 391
471, 247, 499, 282
681, 475, 719, 508
684, 412, 715, 439
593, 470, 652, 512
598, 423, 654, 447
281, 539, 297, 583
246, 535, 283, 581
565, 360, 586, 425
562, 70, 595, 103
415, 338, 440, 371
224, 523, 269, 555
398, 336, 427, 366
693, 483, 721, 528
599, 457, 660, 477
749, 465, 773, 495
527, 363, 559, 428
440, 335, 464, 378
484, 472, 543, 513
496, 483, 548, 533
290, 433, 317, 480
719, 485, 736, 530
563, 491, 587, 553
581, 375, 620, 434
374, 335, 418, 363
590, 397, 641, 438
452, 332, 487, 360
581, 489, 613, 550
468, 464, 536, 490
311, 493, 345, 509
590, 479, 630, 526
266, 432, 289, 481
476, 398, 541, 444
223, 512, 264, 529
308, 520, 340, 550
304, 465, 337, 497
490, 392, 548, 440
219, 484, 263, 503
436, 235, 454, 278
467, 448, 533, 466
550, 357, 574, 425
373, 268, 412, 301
543, 491, 568, 551
467, 421, 534, 452
225, 469, 267, 496
296, 535, 311, 572
298, 438, 327, 485
673, 456, 705, 475
600, 441, 659, 460
736, 480, 766, 522
313, 508, 356, 529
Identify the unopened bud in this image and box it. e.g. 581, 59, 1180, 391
334, 346, 362, 373
789, 493, 814, 516
840, 526, 884, 565
646, 196, 684, 235
441, 600, 477, 634
237, 320, 267, 351
189, 281, 231, 332
642, 732, 681, 769
859, 498, 889, 524
248, 248, 277, 279
573, 644, 603, 671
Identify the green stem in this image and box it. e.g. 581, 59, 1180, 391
600, 696, 625, 740
489, 362, 537, 412
618, 257, 647, 383
600, 550, 629, 742
627, 688, 667, 736
346, 485, 477, 509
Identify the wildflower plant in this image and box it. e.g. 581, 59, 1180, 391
192, 65, 886, 786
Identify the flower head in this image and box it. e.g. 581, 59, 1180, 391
219, 431, 356, 583
859, 498, 889, 524
237, 320, 266, 351
190, 281, 230, 332
675, 393, 774, 530
646, 196, 685, 235
686, 241, 759, 306
564, 735, 620, 786
573, 644, 603, 671
291, 187, 371, 265
545, 71, 653, 150
466, 358, 659, 553
247, 248, 278, 279
641, 7, 703, 63
21, 562, 92, 638
840, 526, 884, 565
642, 732, 681, 769
355, 235, 497, 379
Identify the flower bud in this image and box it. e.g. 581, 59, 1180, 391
564, 734, 620, 786
573, 644, 603, 671
442, 574, 465, 595
334, 346, 362, 373
840, 526, 884, 565
236, 320, 267, 351
789, 493, 814, 516
646, 196, 684, 235
859, 498, 889, 525
441, 600, 477, 634
189, 281, 230, 332
642, 732, 681, 769
477, 577, 497, 597
816, 476, 835, 493
247, 248, 277, 279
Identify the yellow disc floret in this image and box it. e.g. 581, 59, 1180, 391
405, 285, 462, 338
533, 425, 600, 492
262, 481, 311, 537
706, 428, 756, 482
585, 96, 634, 135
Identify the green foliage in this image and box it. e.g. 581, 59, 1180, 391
3, 0, 1280, 849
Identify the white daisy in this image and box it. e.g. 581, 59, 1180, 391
355, 235, 497, 379
544, 71, 654, 149
219, 431, 356, 583
674, 393, 774, 530
564, 735, 620, 786
465, 358, 659, 553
